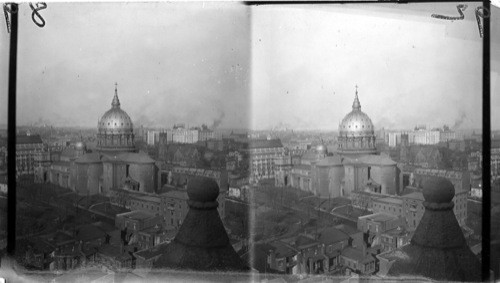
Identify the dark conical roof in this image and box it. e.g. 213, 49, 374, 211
154, 176, 249, 272
388, 177, 481, 281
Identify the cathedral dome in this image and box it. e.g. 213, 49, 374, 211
74, 141, 86, 150
337, 87, 377, 155
98, 87, 133, 134
316, 144, 327, 154
96, 84, 135, 152
339, 91, 374, 136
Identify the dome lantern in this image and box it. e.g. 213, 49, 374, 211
352, 85, 361, 110
111, 82, 121, 108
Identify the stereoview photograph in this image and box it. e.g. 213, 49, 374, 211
1, 1, 499, 282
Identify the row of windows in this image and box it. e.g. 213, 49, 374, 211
102, 121, 130, 126
375, 204, 403, 214
130, 200, 160, 212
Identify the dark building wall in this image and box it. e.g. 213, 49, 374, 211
343, 165, 355, 197
371, 165, 398, 195
129, 163, 156, 193
75, 163, 103, 195
315, 166, 330, 197
344, 165, 369, 196
103, 163, 114, 193
328, 166, 344, 198
102, 162, 126, 194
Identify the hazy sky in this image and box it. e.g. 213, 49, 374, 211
0, 2, 250, 129
1, 3, 499, 131
251, 3, 499, 131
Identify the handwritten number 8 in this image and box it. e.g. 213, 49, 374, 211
29, 2, 47, 28
3, 2, 46, 33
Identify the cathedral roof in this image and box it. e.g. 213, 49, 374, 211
339, 88, 375, 136
61, 147, 79, 159
74, 152, 102, 164
388, 177, 481, 281
98, 84, 133, 134
116, 152, 155, 164
316, 155, 343, 166
342, 154, 396, 166
100, 152, 155, 164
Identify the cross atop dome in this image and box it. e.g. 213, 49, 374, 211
352, 85, 361, 110
112, 82, 120, 108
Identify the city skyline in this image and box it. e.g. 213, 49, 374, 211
0, 2, 250, 130
1, 3, 499, 132
251, 3, 498, 131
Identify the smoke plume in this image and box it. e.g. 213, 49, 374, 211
452, 110, 467, 130
211, 110, 225, 129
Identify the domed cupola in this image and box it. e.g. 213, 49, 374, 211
337, 86, 377, 155
316, 139, 328, 159
96, 83, 135, 152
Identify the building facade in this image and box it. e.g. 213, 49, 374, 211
16, 135, 46, 176
276, 89, 400, 199
44, 85, 159, 196
248, 139, 285, 183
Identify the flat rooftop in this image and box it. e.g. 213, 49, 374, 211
134, 195, 161, 203
118, 210, 157, 221
377, 249, 410, 262
375, 196, 403, 205
160, 190, 188, 200
359, 212, 398, 222
401, 191, 425, 201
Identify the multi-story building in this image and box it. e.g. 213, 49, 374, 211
198, 125, 215, 142
274, 155, 293, 187
248, 139, 285, 183
136, 225, 176, 251
147, 130, 161, 146
172, 126, 200, 144
115, 210, 163, 232
158, 131, 173, 147
357, 213, 404, 240
340, 245, 376, 275
387, 132, 402, 148
128, 194, 162, 215
16, 134, 46, 176
379, 227, 411, 253
371, 196, 404, 218
160, 190, 189, 229
254, 224, 370, 276
440, 129, 456, 142
409, 129, 441, 145
159, 165, 228, 191
492, 139, 500, 180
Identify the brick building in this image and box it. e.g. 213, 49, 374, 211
248, 139, 285, 183
16, 134, 46, 176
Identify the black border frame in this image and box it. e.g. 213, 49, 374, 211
4, 0, 493, 281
